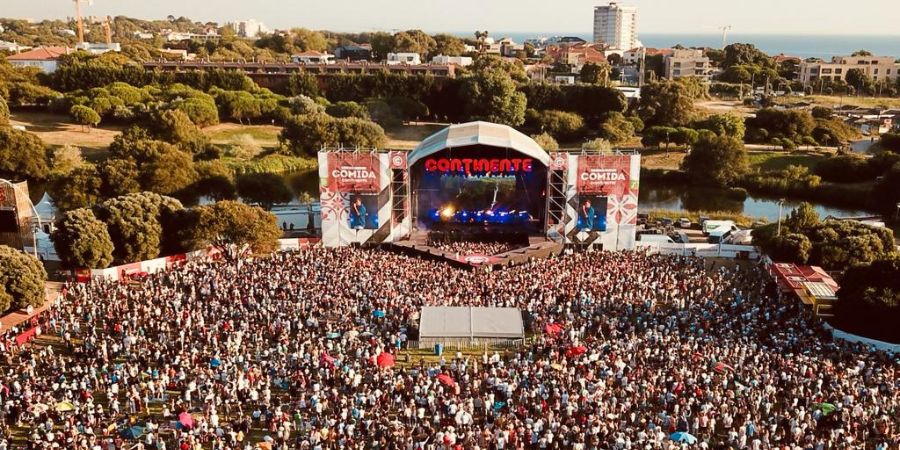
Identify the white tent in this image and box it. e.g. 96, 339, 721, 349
417, 306, 524, 348
408, 121, 552, 168
33, 192, 57, 224
23, 230, 60, 262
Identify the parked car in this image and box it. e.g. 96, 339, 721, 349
677, 218, 691, 228
639, 234, 675, 244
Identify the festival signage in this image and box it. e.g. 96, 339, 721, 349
327, 153, 380, 193
424, 157, 534, 174
389, 151, 408, 170
576, 155, 632, 195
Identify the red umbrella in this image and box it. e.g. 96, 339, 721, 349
544, 323, 564, 335
565, 345, 587, 358
178, 412, 193, 429
321, 352, 336, 368
437, 373, 456, 387
376, 352, 395, 368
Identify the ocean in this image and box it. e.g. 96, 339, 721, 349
451, 32, 900, 58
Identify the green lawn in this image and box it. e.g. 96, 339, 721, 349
746, 151, 828, 173
204, 123, 282, 147
778, 94, 900, 109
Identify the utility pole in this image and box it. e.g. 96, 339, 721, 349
776, 199, 785, 236
719, 25, 732, 49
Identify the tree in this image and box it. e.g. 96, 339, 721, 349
53, 208, 114, 269
845, 68, 871, 92
834, 255, 900, 342
784, 202, 820, 232
0, 96, 9, 125
0, 245, 47, 313
70, 105, 101, 132
637, 81, 695, 127
193, 201, 281, 255
850, 49, 873, 57
190, 161, 236, 201
681, 135, 748, 186
51, 144, 84, 174
531, 133, 559, 151
641, 126, 677, 149
599, 112, 635, 145
291, 28, 328, 52
694, 114, 746, 141
326, 101, 370, 119
746, 108, 815, 144
526, 109, 584, 141
215, 90, 262, 125
0, 128, 50, 180
580, 62, 609, 85
433, 34, 466, 57
880, 133, 900, 153
49, 165, 103, 211
287, 73, 320, 97
392, 30, 436, 56
99, 158, 141, 198
279, 114, 386, 156
460, 70, 526, 126
94, 192, 183, 263
236, 173, 293, 210
722, 43, 773, 69
769, 233, 812, 263
141, 149, 198, 196
150, 109, 210, 154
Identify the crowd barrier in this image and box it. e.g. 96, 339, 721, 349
636, 242, 760, 259
75, 238, 322, 282
822, 322, 900, 354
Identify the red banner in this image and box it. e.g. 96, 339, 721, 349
549, 153, 568, 171
15, 327, 38, 345
327, 153, 380, 193
576, 155, 632, 195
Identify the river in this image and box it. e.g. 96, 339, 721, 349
638, 182, 874, 222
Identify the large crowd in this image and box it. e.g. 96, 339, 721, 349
0, 248, 897, 450
430, 242, 520, 257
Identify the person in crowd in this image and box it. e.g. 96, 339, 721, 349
0, 248, 896, 449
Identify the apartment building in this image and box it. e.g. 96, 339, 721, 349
664, 49, 713, 80
799, 55, 900, 84
593, 2, 639, 50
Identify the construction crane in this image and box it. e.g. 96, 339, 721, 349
102, 15, 113, 45
72, 0, 93, 44
719, 25, 732, 49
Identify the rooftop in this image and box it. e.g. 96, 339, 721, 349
6, 46, 69, 61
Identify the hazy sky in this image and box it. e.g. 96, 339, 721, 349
4, 0, 899, 35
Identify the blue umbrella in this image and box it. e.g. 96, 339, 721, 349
210, 358, 221, 368
670, 432, 698, 444
122, 426, 145, 440
372, 310, 386, 319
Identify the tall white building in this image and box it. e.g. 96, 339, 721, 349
593, 2, 639, 50
228, 19, 269, 38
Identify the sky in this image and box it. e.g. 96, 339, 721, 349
3, 0, 900, 36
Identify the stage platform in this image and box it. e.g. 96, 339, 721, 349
388, 232, 563, 269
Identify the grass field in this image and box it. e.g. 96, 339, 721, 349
640, 148, 688, 170
778, 94, 900, 109
746, 151, 829, 172
204, 123, 282, 148
384, 122, 445, 149
9, 111, 121, 161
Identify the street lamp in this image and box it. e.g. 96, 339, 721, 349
776, 199, 785, 236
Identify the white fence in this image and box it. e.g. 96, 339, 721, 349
822, 322, 900, 354
636, 242, 760, 259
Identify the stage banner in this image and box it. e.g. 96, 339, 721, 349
327, 153, 380, 193
549, 153, 568, 171
389, 151, 408, 170
576, 155, 633, 196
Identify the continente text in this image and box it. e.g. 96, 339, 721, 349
424, 158, 534, 174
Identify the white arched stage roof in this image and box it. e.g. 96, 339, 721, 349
408, 121, 551, 168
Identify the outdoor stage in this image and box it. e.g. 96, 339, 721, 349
389, 231, 563, 268
318, 121, 641, 250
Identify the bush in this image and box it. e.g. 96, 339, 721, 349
726, 187, 748, 200
814, 154, 878, 183
53, 208, 115, 269
833, 256, 900, 343
525, 109, 585, 141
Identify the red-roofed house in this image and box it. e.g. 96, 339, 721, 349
6, 46, 70, 73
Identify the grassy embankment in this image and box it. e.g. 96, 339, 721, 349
777, 94, 900, 110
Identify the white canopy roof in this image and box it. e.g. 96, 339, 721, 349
34, 192, 57, 221
408, 121, 551, 168
419, 306, 524, 339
